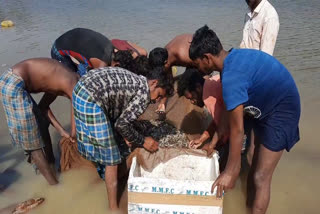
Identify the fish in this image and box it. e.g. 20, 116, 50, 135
12, 198, 45, 214
133, 120, 189, 148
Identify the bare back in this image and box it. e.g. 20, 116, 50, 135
165, 34, 194, 67
12, 58, 79, 99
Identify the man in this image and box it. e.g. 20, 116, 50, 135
72, 66, 173, 210
149, 34, 196, 70
51, 28, 147, 76
240, 0, 280, 164
149, 34, 196, 112
177, 68, 228, 156
189, 25, 300, 214
0, 58, 79, 185
240, 0, 279, 55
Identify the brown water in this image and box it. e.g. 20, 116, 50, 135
0, 0, 320, 213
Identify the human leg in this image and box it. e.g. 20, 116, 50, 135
248, 141, 283, 214
30, 149, 58, 185
247, 89, 301, 214
0, 70, 58, 184
73, 82, 122, 209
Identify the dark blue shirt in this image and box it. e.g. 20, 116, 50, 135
222, 49, 298, 120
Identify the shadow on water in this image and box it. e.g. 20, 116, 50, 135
0, 145, 24, 166
0, 168, 20, 192
0, 145, 22, 192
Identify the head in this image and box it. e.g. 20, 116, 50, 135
245, 0, 261, 11
177, 68, 205, 107
111, 50, 134, 68
146, 66, 174, 103
149, 47, 169, 68
189, 25, 223, 74
133, 55, 150, 76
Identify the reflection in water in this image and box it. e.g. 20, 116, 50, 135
0, 0, 319, 213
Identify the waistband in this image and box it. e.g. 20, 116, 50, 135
0, 68, 24, 85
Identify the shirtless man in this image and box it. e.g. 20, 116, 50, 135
149, 34, 195, 112
149, 34, 195, 70
0, 58, 79, 185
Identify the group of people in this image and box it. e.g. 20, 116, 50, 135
0, 1, 300, 214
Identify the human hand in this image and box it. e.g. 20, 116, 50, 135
211, 170, 239, 198
204, 136, 219, 156
155, 103, 165, 113
71, 127, 77, 139
203, 143, 215, 157
60, 129, 76, 143
143, 137, 159, 153
124, 138, 132, 148
189, 138, 204, 149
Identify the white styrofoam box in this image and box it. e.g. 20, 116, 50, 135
128, 151, 222, 214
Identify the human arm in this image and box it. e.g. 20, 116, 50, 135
70, 103, 76, 139
260, 17, 280, 55
105, 165, 119, 210
115, 93, 158, 152
124, 136, 158, 152
239, 14, 249, 49
191, 81, 224, 149
189, 121, 215, 149
156, 97, 167, 113
38, 93, 74, 141
89, 57, 108, 68
211, 105, 244, 197
127, 41, 148, 57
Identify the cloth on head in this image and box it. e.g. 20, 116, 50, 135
111, 39, 140, 56
0, 69, 44, 150
51, 42, 90, 76
54, 28, 113, 65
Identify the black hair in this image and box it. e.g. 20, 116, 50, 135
115, 51, 153, 76
177, 68, 205, 97
115, 52, 173, 96
146, 66, 174, 96
133, 55, 150, 76
149, 47, 168, 67
113, 50, 135, 70
189, 25, 223, 60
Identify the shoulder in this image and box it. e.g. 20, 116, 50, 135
223, 49, 245, 71
222, 49, 260, 82
263, 1, 279, 21
203, 76, 222, 98
204, 76, 221, 90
